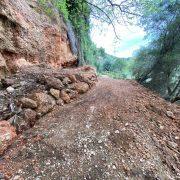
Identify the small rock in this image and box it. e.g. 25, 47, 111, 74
168, 141, 178, 149
45, 76, 63, 90
50, 88, 60, 100
75, 82, 89, 94
67, 83, 75, 90
125, 123, 129, 127
12, 175, 21, 180
166, 111, 175, 119
20, 81, 27, 86
175, 136, 179, 140
98, 140, 102, 144
68, 75, 77, 83
67, 89, 78, 99
60, 90, 70, 103
8, 115, 18, 125
20, 97, 38, 109
159, 125, 164, 130
1, 78, 15, 87
6, 86, 15, 93
0, 173, 4, 179
12, 82, 21, 88
145, 78, 152, 83
115, 130, 120, 134
146, 153, 151, 159
62, 77, 71, 85
10, 115, 30, 133
56, 98, 64, 106
23, 109, 37, 126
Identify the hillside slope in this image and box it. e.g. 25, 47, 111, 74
1, 77, 179, 179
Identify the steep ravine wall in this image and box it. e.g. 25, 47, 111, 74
0, 0, 77, 78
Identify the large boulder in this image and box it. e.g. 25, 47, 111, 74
23, 109, 37, 127
45, 76, 64, 90
75, 82, 89, 94
50, 88, 60, 100
0, 121, 17, 155
20, 97, 38, 109
32, 92, 56, 115
60, 90, 71, 103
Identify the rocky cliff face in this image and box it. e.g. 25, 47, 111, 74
0, 0, 77, 78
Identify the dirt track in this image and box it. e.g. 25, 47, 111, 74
1, 77, 180, 179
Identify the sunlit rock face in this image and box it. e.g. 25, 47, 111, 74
0, 0, 77, 77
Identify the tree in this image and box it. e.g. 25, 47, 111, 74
133, 0, 180, 101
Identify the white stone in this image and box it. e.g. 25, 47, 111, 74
125, 123, 129, 127
166, 111, 175, 119
115, 130, 120, 134
98, 140, 102, 143
145, 78, 152, 83
6, 86, 15, 93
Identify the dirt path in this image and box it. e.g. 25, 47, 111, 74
1, 77, 180, 179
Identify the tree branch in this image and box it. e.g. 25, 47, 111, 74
86, 1, 121, 40
106, 0, 142, 17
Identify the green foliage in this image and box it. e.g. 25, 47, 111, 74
38, 0, 54, 16
66, 0, 92, 66
55, 0, 69, 20
38, 0, 69, 19
89, 48, 134, 79
133, 0, 180, 100
38, 0, 93, 66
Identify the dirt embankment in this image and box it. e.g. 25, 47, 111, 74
0, 76, 179, 179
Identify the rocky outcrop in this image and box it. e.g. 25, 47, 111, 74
0, 0, 77, 78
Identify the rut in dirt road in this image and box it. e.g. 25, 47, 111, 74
1, 77, 180, 179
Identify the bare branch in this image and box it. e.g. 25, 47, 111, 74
106, 0, 142, 16
86, 1, 121, 40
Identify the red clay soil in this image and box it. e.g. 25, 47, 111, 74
0, 77, 180, 179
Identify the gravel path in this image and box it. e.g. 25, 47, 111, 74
1, 77, 180, 179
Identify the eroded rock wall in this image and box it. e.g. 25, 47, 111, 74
0, 0, 77, 77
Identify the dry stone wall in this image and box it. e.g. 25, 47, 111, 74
0, 65, 97, 155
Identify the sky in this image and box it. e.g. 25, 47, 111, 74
90, 19, 147, 58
